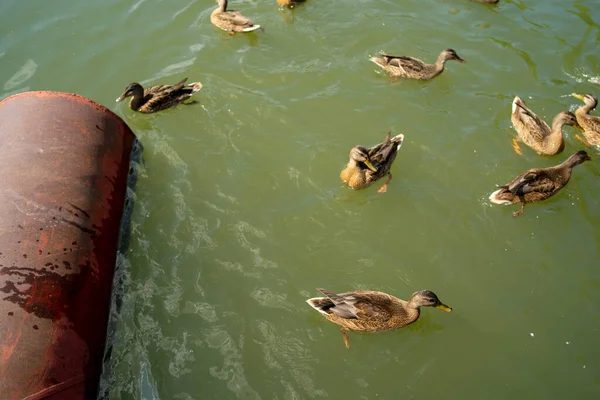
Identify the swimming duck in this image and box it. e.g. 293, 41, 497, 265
511, 96, 580, 155
116, 78, 202, 113
340, 132, 404, 193
277, 0, 306, 7
307, 288, 452, 349
489, 150, 591, 217
572, 93, 600, 146
211, 0, 261, 34
370, 48, 465, 80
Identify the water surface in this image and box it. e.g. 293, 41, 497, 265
2, 0, 600, 399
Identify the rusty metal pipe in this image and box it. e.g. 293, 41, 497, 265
0, 91, 136, 399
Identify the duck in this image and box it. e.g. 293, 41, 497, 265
277, 0, 306, 7
510, 96, 580, 155
489, 150, 591, 217
307, 288, 452, 349
340, 132, 404, 193
211, 0, 261, 34
370, 48, 465, 80
572, 93, 600, 146
115, 78, 202, 113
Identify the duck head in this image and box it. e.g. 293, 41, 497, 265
408, 290, 452, 312
349, 146, 378, 172
116, 82, 144, 102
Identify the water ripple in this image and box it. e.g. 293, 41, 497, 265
205, 327, 262, 399
4, 59, 37, 91
256, 320, 327, 398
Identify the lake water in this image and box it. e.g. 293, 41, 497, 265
2, 0, 600, 399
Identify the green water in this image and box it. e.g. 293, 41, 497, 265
3, 0, 600, 398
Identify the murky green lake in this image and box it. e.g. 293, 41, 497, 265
2, 0, 600, 398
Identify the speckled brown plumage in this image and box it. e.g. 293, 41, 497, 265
340, 132, 404, 193
489, 150, 591, 217
116, 78, 202, 113
511, 96, 579, 155
277, 0, 306, 7
211, 0, 261, 33
307, 289, 451, 348
370, 49, 465, 80
572, 93, 600, 146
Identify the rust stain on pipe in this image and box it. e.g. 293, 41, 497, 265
0, 91, 136, 399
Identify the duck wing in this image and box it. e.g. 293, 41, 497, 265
367, 132, 394, 164
146, 78, 188, 96
162, 78, 189, 95
586, 115, 600, 133
513, 99, 549, 141
222, 10, 253, 26
368, 132, 404, 167
379, 53, 425, 74
317, 289, 394, 321
138, 79, 191, 112
501, 169, 556, 195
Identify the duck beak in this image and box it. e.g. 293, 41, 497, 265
435, 303, 452, 312
573, 122, 584, 132
571, 93, 584, 101
115, 94, 126, 103
363, 159, 378, 172
455, 56, 466, 63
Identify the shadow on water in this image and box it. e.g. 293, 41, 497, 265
561, 4, 599, 75
488, 37, 539, 81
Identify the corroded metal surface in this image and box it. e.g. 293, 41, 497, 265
0, 91, 135, 399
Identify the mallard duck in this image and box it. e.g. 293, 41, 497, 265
510, 96, 580, 155
211, 0, 261, 34
340, 132, 404, 193
307, 288, 452, 349
370, 48, 465, 80
572, 93, 600, 146
116, 78, 202, 113
277, 0, 306, 7
489, 150, 591, 217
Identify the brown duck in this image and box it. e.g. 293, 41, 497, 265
277, 0, 306, 7
307, 289, 452, 349
489, 150, 591, 217
211, 0, 261, 34
511, 96, 580, 155
370, 48, 465, 80
116, 78, 202, 113
572, 93, 600, 146
340, 132, 404, 193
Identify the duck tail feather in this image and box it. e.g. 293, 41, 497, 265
391, 133, 405, 149
370, 56, 387, 68
512, 96, 524, 113
242, 24, 261, 32
306, 297, 334, 315
188, 82, 203, 94
489, 188, 513, 205
316, 288, 360, 319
